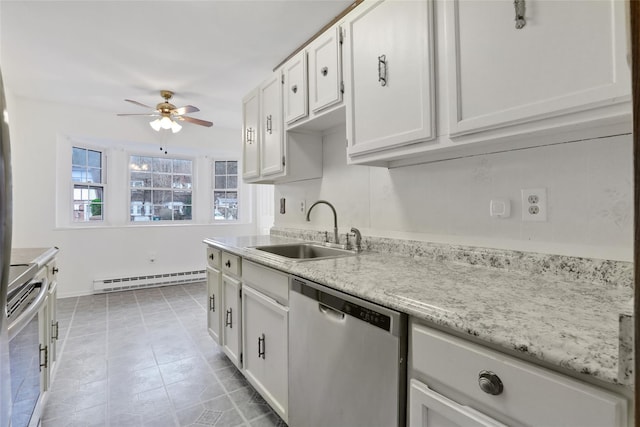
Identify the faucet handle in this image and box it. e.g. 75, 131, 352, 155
348, 227, 362, 252
317, 230, 329, 243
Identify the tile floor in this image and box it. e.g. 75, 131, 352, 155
41, 282, 286, 427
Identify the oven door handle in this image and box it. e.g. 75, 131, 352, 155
8, 277, 48, 340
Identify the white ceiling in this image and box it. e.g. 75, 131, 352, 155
0, 0, 353, 130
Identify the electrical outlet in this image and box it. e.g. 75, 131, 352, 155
521, 188, 547, 221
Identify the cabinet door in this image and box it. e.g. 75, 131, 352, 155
260, 73, 285, 177
308, 27, 342, 113
206, 267, 222, 345
242, 88, 260, 180
409, 380, 506, 427
241, 285, 288, 422
445, 0, 630, 137
48, 279, 58, 369
221, 275, 242, 368
38, 292, 50, 392
345, 0, 435, 157
283, 51, 308, 124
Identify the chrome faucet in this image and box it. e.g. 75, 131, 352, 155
350, 227, 362, 252
306, 200, 339, 244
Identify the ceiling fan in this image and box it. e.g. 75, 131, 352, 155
117, 90, 213, 133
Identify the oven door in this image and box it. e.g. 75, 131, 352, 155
7, 277, 48, 427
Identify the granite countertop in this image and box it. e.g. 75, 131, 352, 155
11, 247, 58, 268
204, 235, 633, 389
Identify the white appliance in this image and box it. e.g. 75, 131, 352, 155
289, 276, 407, 427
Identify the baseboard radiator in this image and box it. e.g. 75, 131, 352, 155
93, 269, 206, 293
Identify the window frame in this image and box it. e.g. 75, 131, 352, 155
212, 158, 240, 223
128, 153, 195, 224
71, 145, 106, 224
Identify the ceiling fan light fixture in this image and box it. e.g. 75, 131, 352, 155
149, 118, 162, 131
170, 120, 182, 133
160, 116, 173, 130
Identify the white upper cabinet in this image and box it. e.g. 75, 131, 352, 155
242, 88, 260, 180
445, 0, 631, 139
308, 26, 343, 113
260, 72, 285, 177
283, 51, 308, 124
344, 0, 436, 158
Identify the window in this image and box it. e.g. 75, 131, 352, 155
129, 155, 193, 222
213, 160, 238, 221
72, 146, 104, 222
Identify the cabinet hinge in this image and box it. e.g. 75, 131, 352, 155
282, 156, 286, 167
340, 81, 344, 94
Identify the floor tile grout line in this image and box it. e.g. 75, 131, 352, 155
158, 283, 254, 427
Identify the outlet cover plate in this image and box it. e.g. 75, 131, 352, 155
521, 188, 547, 222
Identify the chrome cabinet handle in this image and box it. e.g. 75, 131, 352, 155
514, 0, 526, 29
245, 127, 254, 144
225, 308, 232, 328
52, 267, 59, 274
209, 295, 215, 312
258, 333, 266, 359
209, 253, 214, 260
39, 344, 48, 371
320, 66, 329, 77
266, 114, 272, 135
478, 370, 504, 395
378, 54, 387, 87
51, 320, 59, 340
225, 260, 231, 268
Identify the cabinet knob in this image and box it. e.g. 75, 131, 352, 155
225, 260, 231, 268
209, 253, 214, 260
321, 66, 329, 77
291, 85, 298, 94
52, 267, 59, 274
478, 370, 503, 395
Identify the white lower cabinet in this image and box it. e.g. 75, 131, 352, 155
241, 285, 289, 422
409, 321, 629, 427
221, 274, 242, 369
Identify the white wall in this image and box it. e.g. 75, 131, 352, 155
8, 94, 257, 297
275, 126, 633, 262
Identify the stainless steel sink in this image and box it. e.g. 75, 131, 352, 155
253, 243, 356, 261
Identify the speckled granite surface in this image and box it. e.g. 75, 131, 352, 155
204, 234, 633, 388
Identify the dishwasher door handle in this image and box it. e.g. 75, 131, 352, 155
318, 303, 346, 321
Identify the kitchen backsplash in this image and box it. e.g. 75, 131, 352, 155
271, 226, 633, 289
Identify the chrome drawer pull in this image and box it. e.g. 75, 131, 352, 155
478, 370, 503, 395
258, 333, 266, 359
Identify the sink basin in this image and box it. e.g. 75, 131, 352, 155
253, 243, 356, 261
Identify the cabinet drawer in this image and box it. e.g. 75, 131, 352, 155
206, 247, 222, 269
242, 261, 288, 306
221, 252, 241, 277
411, 322, 627, 427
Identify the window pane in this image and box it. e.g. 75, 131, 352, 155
215, 176, 226, 189
173, 191, 191, 205
214, 161, 226, 175
227, 161, 238, 175
153, 190, 172, 205
72, 147, 86, 166
130, 156, 152, 172
153, 158, 172, 173
88, 167, 101, 183
130, 189, 152, 203
227, 176, 237, 189
173, 159, 192, 174
131, 172, 152, 187
175, 206, 192, 221
88, 150, 101, 168
152, 173, 172, 188
72, 166, 87, 183
172, 175, 192, 189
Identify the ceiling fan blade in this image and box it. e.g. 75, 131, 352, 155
178, 116, 213, 127
173, 105, 200, 115
117, 113, 159, 117
124, 99, 154, 109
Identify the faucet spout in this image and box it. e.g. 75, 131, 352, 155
306, 200, 339, 244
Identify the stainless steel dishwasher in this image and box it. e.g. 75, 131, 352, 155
289, 275, 407, 427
